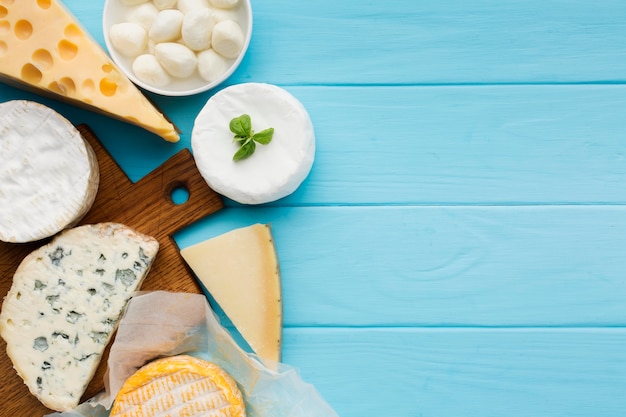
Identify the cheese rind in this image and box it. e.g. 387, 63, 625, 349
0, 223, 159, 412
110, 355, 245, 417
180, 223, 282, 362
0, 100, 99, 243
0, 0, 179, 142
191, 83, 316, 204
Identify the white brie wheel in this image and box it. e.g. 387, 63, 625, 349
0, 100, 100, 243
192, 83, 316, 204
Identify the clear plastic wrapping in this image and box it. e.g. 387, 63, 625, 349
46, 291, 338, 417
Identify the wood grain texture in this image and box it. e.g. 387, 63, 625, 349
0, 126, 222, 415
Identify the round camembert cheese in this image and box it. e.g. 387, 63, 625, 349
110, 355, 246, 417
191, 83, 315, 204
0, 223, 159, 412
0, 100, 99, 243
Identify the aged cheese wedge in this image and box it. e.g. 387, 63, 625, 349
191, 83, 315, 204
180, 223, 282, 362
110, 355, 246, 417
0, 100, 99, 243
0, 0, 179, 142
0, 223, 159, 412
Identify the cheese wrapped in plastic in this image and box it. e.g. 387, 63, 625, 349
44, 291, 338, 417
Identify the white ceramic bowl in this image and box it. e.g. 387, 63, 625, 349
102, 0, 252, 96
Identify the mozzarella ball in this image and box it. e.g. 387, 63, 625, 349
153, 0, 177, 9
126, 3, 159, 31
149, 9, 184, 43
182, 8, 217, 51
177, 0, 209, 14
119, 0, 150, 6
211, 20, 244, 59
154, 42, 198, 78
208, 0, 239, 9
109, 22, 148, 57
212, 8, 238, 23
197, 49, 231, 82
132, 54, 172, 87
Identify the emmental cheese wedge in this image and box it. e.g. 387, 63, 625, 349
0, 0, 179, 142
0, 223, 159, 412
180, 224, 283, 363
110, 355, 246, 417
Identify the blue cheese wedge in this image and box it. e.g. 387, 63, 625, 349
0, 100, 100, 243
0, 223, 159, 412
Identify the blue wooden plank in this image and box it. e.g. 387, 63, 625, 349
281, 84, 626, 205
66, 1, 626, 85
283, 327, 626, 417
3, 83, 624, 204
176, 205, 626, 327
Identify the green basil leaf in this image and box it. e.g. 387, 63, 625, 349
229, 114, 252, 137
233, 134, 248, 143
233, 140, 256, 161
252, 128, 274, 145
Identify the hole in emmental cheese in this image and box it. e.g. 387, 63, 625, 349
14, 19, 33, 40
0, 20, 9, 35
82, 78, 95, 94
49, 77, 76, 96
99, 78, 118, 96
64, 23, 82, 39
21, 63, 42, 83
37, 0, 51, 9
32, 49, 53, 70
0, 6, 7, 17
58, 39, 78, 60
102, 63, 114, 73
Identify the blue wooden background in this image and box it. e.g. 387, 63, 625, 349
2, 1, 626, 416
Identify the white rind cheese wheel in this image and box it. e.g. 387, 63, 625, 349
191, 83, 315, 204
0, 223, 159, 412
0, 100, 100, 243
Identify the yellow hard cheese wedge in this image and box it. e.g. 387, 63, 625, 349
181, 223, 283, 363
110, 355, 245, 417
0, 0, 179, 142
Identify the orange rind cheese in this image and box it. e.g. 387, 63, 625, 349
0, 0, 179, 142
110, 355, 246, 417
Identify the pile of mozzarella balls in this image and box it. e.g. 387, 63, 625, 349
109, 0, 246, 88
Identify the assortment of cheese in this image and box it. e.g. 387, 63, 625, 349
0, 99, 283, 413
108, 0, 248, 88
0, 0, 319, 414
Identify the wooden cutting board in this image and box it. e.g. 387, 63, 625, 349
0, 125, 223, 415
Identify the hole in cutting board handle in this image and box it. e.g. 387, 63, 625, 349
168, 181, 190, 205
